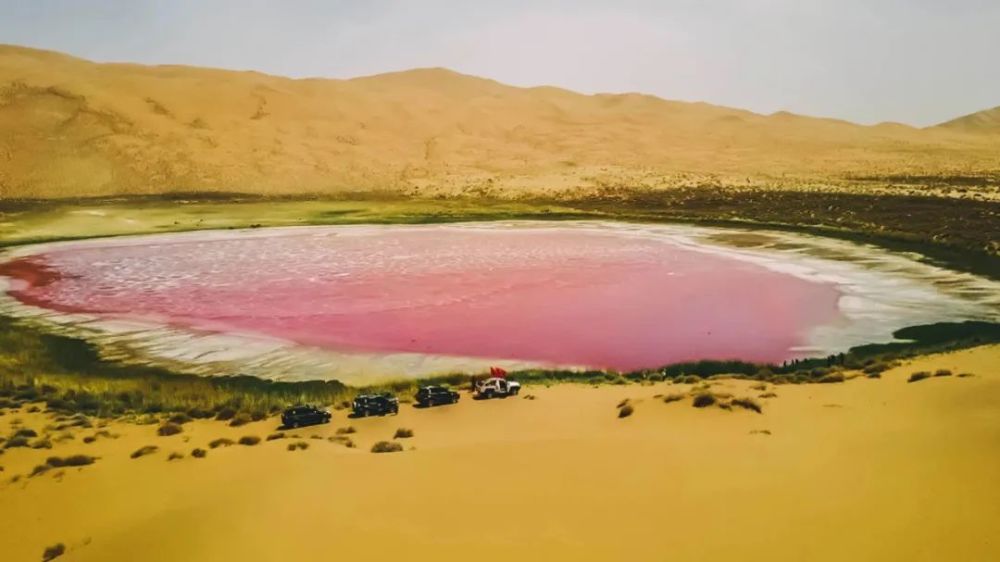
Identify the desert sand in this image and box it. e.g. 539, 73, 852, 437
1, 44, 998, 200
1, 344, 997, 561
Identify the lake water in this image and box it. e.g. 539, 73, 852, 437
1, 222, 997, 381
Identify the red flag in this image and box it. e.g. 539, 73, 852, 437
491, 366, 507, 378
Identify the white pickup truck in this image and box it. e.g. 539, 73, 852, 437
474, 377, 521, 399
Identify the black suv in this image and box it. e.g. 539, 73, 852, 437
415, 386, 460, 408
281, 405, 331, 428
352, 393, 399, 417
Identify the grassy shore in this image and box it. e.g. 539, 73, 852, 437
2, 188, 998, 277
3, 309, 998, 421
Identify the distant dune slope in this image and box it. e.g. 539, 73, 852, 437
936, 106, 1000, 134
0, 44, 998, 199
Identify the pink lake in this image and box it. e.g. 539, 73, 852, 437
0, 225, 843, 371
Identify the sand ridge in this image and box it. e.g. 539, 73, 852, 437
1, 344, 998, 561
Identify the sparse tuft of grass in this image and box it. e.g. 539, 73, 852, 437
42, 543, 66, 561
167, 413, 193, 425
371, 441, 403, 453
30, 464, 51, 477
30, 438, 52, 449
266, 432, 286, 441
617, 404, 634, 418
238, 435, 261, 446
191, 448, 206, 458
167, 452, 184, 461
214, 407, 237, 421
934, 369, 953, 377
209, 438, 234, 449
908, 371, 931, 383
759, 392, 778, 399
817, 373, 845, 384
228, 413, 252, 427
47, 455, 96, 467
287, 441, 309, 451
393, 428, 414, 439
692, 393, 716, 408
157, 422, 183, 436
731, 397, 763, 413
130, 445, 158, 459
662, 393, 685, 404
3, 436, 29, 448
957, 372, 975, 378
336, 426, 356, 435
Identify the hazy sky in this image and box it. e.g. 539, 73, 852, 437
2, 0, 997, 126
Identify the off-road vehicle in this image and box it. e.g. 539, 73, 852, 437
281, 405, 331, 428
415, 385, 460, 407
352, 393, 399, 417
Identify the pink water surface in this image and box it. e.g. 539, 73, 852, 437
0, 226, 842, 370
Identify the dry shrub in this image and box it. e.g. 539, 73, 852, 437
957, 372, 975, 378
228, 413, 252, 427
42, 543, 65, 561
130, 445, 158, 459
167, 452, 184, 461
157, 423, 183, 437
615, 398, 630, 408
731, 397, 762, 414
287, 441, 309, 451
191, 448, 207, 458
336, 426, 356, 435
817, 373, 845, 384
238, 435, 261, 446
371, 441, 403, 453
266, 432, 286, 441
759, 392, 778, 399
30, 464, 51, 477
47, 455, 96, 467
617, 404, 634, 418
214, 407, 237, 421
30, 438, 52, 449
692, 393, 716, 408
167, 413, 193, 425
908, 371, 931, 383
209, 438, 234, 449
394, 428, 414, 439
933, 369, 953, 377
662, 393, 685, 404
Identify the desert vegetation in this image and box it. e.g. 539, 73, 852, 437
393, 428, 414, 439
371, 441, 404, 453
130, 445, 158, 459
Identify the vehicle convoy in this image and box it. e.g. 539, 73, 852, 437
352, 393, 399, 417
281, 405, 331, 428
474, 376, 521, 399
415, 385, 460, 407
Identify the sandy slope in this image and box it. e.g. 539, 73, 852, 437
1, 44, 998, 199
1, 345, 998, 561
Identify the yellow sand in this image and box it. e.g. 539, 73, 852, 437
1, 345, 998, 561
2, 44, 998, 200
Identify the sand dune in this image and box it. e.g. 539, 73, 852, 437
937, 105, 1000, 134
1, 344, 998, 561
1, 44, 998, 199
